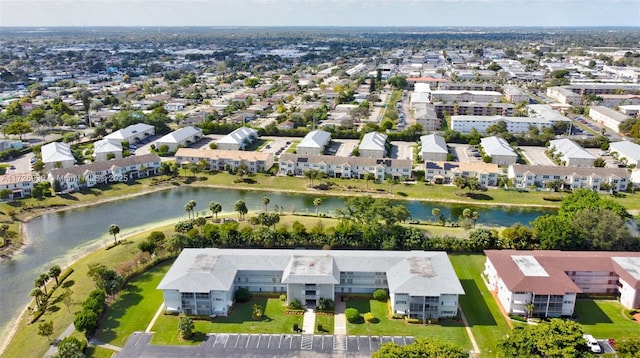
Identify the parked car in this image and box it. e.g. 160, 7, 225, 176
583, 334, 601, 354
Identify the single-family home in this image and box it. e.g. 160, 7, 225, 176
484, 250, 640, 317
358, 132, 387, 158
158, 248, 465, 319
216, 127, 258, 151
480, 136, 518, 165
154, 126, 203, 153
297, 130, 331, 156
175, 148, 274, 173
548, 139, 596, 167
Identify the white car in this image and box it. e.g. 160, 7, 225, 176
583, 334, 601, 353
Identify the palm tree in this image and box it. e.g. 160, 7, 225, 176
262, 197, 270, 212
184, 200, 197, 219
36, 273, 49, 296
31, 288, 44, 309
234, 200, 248, 221
209, 201, 222, 221
108, 224, 120, 245
48, 265, 62, 286
431, 208, 441, 223
313, 198, 323, 216
471, 211, 480, 228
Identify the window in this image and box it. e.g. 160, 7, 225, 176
396, 301, 406, 305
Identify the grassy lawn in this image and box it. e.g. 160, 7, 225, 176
315, 314, 334, 334
150, 298, 303, 345
2, 224, 175, 358
85, 345, 117, 358
450, 254, 511, 357
345, 299, 471, 350
93, 260, 173, 347
575, 299, 640, 340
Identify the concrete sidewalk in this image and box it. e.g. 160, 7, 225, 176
302, 308, 316, 334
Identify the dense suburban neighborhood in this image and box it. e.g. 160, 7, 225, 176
1, 26, 640, 358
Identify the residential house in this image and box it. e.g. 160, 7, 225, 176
609, 141, 640, 167
175, 148, 274, 173
48, 154, 161, 193
216, 127, 258, 151
420, 134, 448, 162
158, 248, 464, 319
93, 138, 123, 162
548, 139, 596, 167
105, 123, 155, 144
297, 130, 331, 156
41, 142, 75, 170
279, 154, 412, 181
424, 161, 499, 187
480, 136, 518, 165
359, 132, 387, 158
154, 126, 203, 153
508, 164, 629, 192
484, 250, 640, 317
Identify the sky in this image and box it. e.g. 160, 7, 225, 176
0, 0, 638, 27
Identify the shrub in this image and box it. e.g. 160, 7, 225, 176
345, 308, 360, 323
509, 314, 527, 322
405, 317, 423, 324
279, 294, 286, 302
74, 309, 99, 334
364, 312, 377, 323
317, 298, 334, 312
288, 298, 302, 310
234, 287, 251, 303
373, 289, 388, 302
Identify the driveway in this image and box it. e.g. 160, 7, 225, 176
519, 146, 555, 166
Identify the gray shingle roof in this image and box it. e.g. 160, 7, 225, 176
420, 134, 448, 155
298, 130, 331, 149
480, 136, 517, 157
609, 141, 640, 162
549, 138, 596, 160
359, 132, 387, 152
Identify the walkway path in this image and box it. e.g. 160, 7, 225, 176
459, 304, 480, 356
146, 303, 165, 332
43, 323, 75, 358
302, 308, 316, 334
88, 338, 122, 352
333, 299, 347, 335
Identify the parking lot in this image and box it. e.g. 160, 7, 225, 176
519, 146, 555, 166
332, 139, 359, 157
448, 143, 481, 164
117, 332, 415, 358
389, 141, 414, 160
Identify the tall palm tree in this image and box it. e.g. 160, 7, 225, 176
36, 273, 49, 296
313, 198, 323, 216
234, 200, 248, 221
184, 200, 197, 219
31, 288, 44, 309
471, 211, 480, 228
48, 265, 62, 286
262, 197, 270, 212
108, 224, 120, 245
209, 201, 222, 221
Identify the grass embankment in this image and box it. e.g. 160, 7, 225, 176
2, 224, 175, 358
345, 299, 471, 350
450, 254, 511, 357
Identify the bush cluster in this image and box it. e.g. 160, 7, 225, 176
345, 308, 360, 323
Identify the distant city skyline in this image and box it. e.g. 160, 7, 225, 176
0, 0, 639, 28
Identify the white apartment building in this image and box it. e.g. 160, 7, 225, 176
598, 94, 640, 108
154, 126, 203, 152
548, 138, 596, 167
279, 154, 412, 181
589, 106, 631, 134
0, 174, 34, 199
546, 87, 583, 105
48, 154, 161, 193
526, 104, 572, 126
484, 250, 640, 317
41, 142, 75, 170
158, 249, 465, 319
480, 136, 518, 165
502, 85, 530, 104
413, 103, 440, 131
358, 132, 387, 158
451, 115, 554, 134
424, 161, 500, 187
434, 102, 515, 118
93, 138, 123, 162
297, 130, 331, 156
175, 148, 274, 173
508, 164, 629, 192
420, 134, 448, 162
216, 127, 258, 151
105, 123, 155, 144
609, 141, 640, 167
